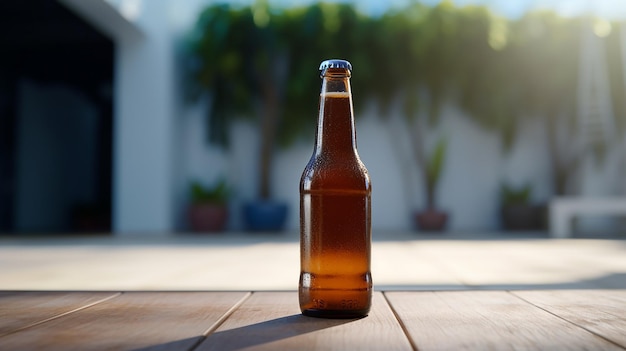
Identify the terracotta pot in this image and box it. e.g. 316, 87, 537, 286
415, 209, 449, 232
188, 204, 228, 232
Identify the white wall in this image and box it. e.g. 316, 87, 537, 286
113, 0, 177, 234
178, 96, 556, 235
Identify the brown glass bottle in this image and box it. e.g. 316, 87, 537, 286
299, 59, 372, 318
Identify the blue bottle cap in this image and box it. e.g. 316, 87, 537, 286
319, 59, 352, 72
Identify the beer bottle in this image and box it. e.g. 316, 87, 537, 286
299, 59, 372, 318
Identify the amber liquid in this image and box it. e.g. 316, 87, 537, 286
299, 91, 372, 318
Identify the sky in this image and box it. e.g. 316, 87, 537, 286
165, 0, 626, 34
350, 0, 626, 19
169, 0, 626, 18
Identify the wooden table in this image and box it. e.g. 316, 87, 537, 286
1, 290, 625, 350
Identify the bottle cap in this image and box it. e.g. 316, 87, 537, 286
319, 59, 352, 73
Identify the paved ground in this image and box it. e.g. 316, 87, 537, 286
1, 232, 625, 291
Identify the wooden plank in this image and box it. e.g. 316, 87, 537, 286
0, 291, 119, 337
196, 291, 413, 351
513, 290, 626, 348
385, 291, 623, 350
0, 291, 249, 351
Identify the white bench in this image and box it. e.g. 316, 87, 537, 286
550, 197, 626, 238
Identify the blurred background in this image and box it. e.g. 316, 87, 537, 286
1, 0, 625, 238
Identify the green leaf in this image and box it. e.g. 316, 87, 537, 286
426, 137, 447, 189
500, 183, 532, 206
190, 179, 231, 205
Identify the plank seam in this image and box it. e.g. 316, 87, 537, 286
0, 292, 122, 338
508, 291, 626, 350
382, 291, 419, 351
188, 291, 253, 351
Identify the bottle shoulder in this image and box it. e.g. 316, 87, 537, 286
300, 153, 371, 192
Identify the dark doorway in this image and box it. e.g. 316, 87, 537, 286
0, 0, 114, 233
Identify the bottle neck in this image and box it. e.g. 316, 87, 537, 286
315, 74, 357, 155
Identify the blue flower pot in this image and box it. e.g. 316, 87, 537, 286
243, 200, 288, 232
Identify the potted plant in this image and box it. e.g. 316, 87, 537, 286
360, 4, 460, 232
186, 4, 289, 231
187, 3, 373, 232
188, 179, 230, 232
499, 182, 543, 231
414, 137, 449, 231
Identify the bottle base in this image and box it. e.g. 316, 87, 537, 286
301, 308, 369, 319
